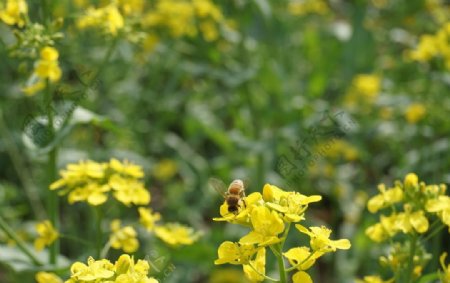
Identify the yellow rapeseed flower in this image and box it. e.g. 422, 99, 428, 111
34, 220, 59, 251
426, 195, 450, 229
367, 184, 403, 213
242, 248, 266, 282
109, 175, 150, 206
214, 241, 259, 265
154, 222, 200, 246
77, 3, 124, 36
405, 103, 426, 124
356, 276, 394, 283
0, 0, 27, 27
109, 220, 139, 253
239, 206, 284, 247
109, 158, 144, 179
295, 225, 351, 253
138, 207, 161, 232
35, 272, 63, 283
284, 246, 318, 271
67, 255, 159, 283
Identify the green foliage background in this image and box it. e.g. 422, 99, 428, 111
0, 0, 449, 282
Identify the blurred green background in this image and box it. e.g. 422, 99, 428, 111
0, 0, 449, 282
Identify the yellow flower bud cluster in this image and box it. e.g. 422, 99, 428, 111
214, 183, 351, 282
36, 254, 159, 283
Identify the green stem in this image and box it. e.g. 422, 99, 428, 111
405, 233, 418, 283
94, 207, 103, 259
274, 244, 287, 283
0, 216, 43, 266
45, 81, 59, 265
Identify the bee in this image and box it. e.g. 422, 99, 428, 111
209, 178, 246, 214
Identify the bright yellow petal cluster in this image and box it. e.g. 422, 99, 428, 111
409, 21, 450, 70
154, 222, 200, 247
138, 207, 161, 232
142, 0, 227, 42
214, 182, 349, 282
35, 272, 63, 283
34, 220, 59, 251
366, 173, 448, 242
77, 3, 124, 35
367, 184, 403, 213
66, 254, 158, 283
0, 0, 27, 27
214, 241, 259, 265
50, 158, 151, 207
110, 220, 139, 253
23, 46, 62, 96
296, 225, 351, 253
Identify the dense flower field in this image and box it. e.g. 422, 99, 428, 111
0, 0, 449, 282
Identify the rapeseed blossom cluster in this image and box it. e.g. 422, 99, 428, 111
362, 173, 450, 282
50, 158, 149, 206
409, 21, 450, 70
50, 158, 199, 250
142, 0, 228, 42
35, 254, 159, 283
214, 183, 351, 282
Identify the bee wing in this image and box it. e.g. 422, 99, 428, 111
208, 177, 227, 198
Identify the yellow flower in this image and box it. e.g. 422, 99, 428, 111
35, 272, 62, 283
292, 271, 313, 283
68, 183, 110, 206
405, 103, 426, 124
439, 252, 450, 283
242, 248, 266, 282
283, 247, 318, 271
69, 257, 115, 281
110, 220, 139, 253
426, 195, 450, 228
67, 255, 159, 283
138, 207, 161, 232
34, 220, 59, 251
404, 173, 419, 188
152, 159, 177, 181
395, 206, 429, 234
109, 175, 150, 206
367, 184, 403, 213
109, 158, 144, 179
114, 254, 159, 283
356, 275, 394, 283
77, 4, 124, 36
295, 225, 351, 253
0, 0, 28, 27
262, 184, 321, 222
239, 206, 284, 247
154, 223, 199, 246
214, 241, 259, 265
213, 192, 263, 225
35, 46, 62, 82
353, 74, 381, 98
365, 214, 399, 242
